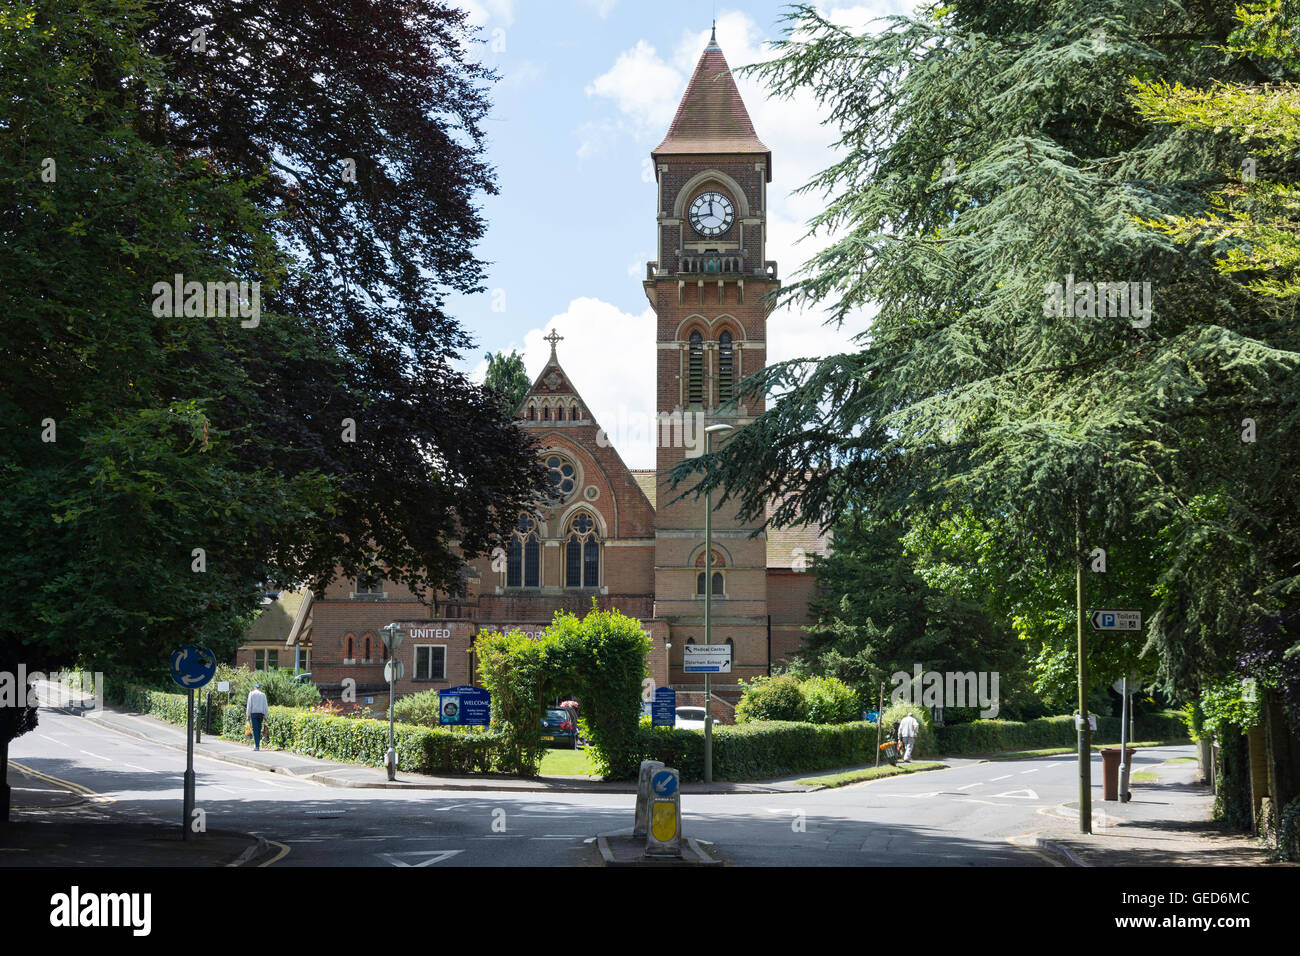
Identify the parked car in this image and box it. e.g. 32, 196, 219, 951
541, 707, 579, 749
293, 672, 313, 684
675, 706, 710, 730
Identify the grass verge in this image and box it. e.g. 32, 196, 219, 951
797, 761, 947, 789
539, 746, 599, 777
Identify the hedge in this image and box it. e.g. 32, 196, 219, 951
933, 711, 1188, 755
215, 704, 501, 774
632, 721, 884, 782
125, 684, 500, 774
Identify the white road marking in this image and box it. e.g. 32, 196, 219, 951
1047, 762, 1067, 768
1021, 769, 1039, 774
79, 750, 110, 761
36, 734, 71, 748
378, 850, 463, 866
991, 788, 1039, 799
124, 763, 153, 772
990, 774, 1012, 781
956, 782, 981, 790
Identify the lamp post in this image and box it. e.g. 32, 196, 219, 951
703, 422, 734, 785
380, 622, 406, 781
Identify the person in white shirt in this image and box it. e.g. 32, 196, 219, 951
246, 683, 269, 751
898, 712, 920, 762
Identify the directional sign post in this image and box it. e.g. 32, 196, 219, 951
1089, 609, 1142, 631
682, 644, 732, 674
170, 646, 216, 841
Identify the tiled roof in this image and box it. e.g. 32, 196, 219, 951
765, 498, 832, 569
632, 470, 658, 510
653, 38, 769, 166
245, 589, 309, 643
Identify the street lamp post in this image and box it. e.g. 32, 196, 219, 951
703, 422, 734, 785
380, 622, 406, 781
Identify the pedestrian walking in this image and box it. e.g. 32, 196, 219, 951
898, 711, 920, 762
246, 682, 269, 751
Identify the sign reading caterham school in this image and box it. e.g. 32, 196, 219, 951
683, 644, 732, 674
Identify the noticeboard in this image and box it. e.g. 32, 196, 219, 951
439, 685, 491, 726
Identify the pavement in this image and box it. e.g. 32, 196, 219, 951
1028, 755, 1283, 867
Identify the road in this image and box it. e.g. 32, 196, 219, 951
9, 708, 1186, 866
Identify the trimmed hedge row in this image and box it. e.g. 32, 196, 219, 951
633, 721, 883, 782
123, 685, 191, 726
933, 711, 1188, 755
215, 705, 500, 774
124, 685, 500, 774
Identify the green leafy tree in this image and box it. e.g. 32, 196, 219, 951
484, 350, 532, 416
669, 0, 1299, 712
0, 0, 548, 819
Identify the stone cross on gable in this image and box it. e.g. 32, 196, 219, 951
544, 330, 563, 357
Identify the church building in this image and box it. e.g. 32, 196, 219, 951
238, 32, 830, 711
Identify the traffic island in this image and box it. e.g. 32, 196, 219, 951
594, 830, 723, 866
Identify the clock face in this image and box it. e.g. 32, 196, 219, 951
689, 191, 735, 237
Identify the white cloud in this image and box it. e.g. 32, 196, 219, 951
584, 40, 682, 135
460, 0, 516, 27
484, 298, 660, 469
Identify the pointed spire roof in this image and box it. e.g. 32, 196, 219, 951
653, 31, 770, 178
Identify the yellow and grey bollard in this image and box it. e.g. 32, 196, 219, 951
633, 760, 664, 839
644, 766, 682, 858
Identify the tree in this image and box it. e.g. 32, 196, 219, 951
670, 0, 1300, 704
0, 0, 547, 820
800, 508, 1029, 716
484, 350, 532, 416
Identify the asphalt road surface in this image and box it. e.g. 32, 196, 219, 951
10, 708, 1183, 866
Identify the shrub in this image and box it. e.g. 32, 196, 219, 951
801, 675, 861, 725
212, 663, 320, 712
393, 689, 444, 728
475, 627, 554, 775
545, 605, 651, 780
734, 675, 807, 723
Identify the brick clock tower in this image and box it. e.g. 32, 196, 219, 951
645, 28, 778, 688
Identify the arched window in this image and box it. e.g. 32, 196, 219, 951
556, 405, 565, 421
570, 401, 580, 420
688, 331, 703, 405
564, 511, 600, 588
345, 635, 354, 660
526, 405, 535, 421
507, 513, 541, 588
718, 331, 734, 403
696, 571, 725, 595
542, 405, 550, 421
364, 635, 372, 661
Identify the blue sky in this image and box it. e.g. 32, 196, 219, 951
449, 1, 913, 468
